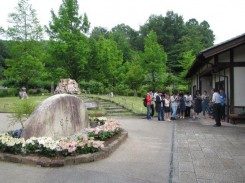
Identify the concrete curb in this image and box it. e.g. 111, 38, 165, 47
0, 130, 128, 167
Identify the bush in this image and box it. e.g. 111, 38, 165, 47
28, 88, 49, 95
28, 80, 51, 92
0, 88, 18, 97
79, 80, 105, 94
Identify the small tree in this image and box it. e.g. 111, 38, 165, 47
8, 100, 36, 129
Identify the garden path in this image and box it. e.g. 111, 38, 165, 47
0, 114, 172, 183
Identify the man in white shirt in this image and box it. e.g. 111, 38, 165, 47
211, 88, 222, 127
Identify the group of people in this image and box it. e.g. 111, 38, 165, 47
145, 88, 226, 127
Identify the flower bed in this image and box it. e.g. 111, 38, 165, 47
0, 118, 121, 158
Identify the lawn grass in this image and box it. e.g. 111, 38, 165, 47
0, 95, 50, 113
86, 94, 146, 115
0, 94, 147, 115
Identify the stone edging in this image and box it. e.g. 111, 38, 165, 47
0, 130, 128, 167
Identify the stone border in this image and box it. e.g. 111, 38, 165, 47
0, 130, 128, 167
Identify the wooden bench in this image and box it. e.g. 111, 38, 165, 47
229, 114, 245, 124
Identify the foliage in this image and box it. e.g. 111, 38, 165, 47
178, 50, 196, 79
142, 31, 167, 90
88, 37, 123, 90
124, 56, 145, 96
110, 24, 138, 62
46, 0, 90, 81
0, 88, 18, 97
0, 41, 11, 80
1, 0, 216, 94
4, 52, 45, 88
79, 80, 104, 94
89, 116, 107, 127
3, 0, 45, 89
6, 0, 43, 41
8, 99, 36, 129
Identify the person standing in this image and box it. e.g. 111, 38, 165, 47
219, 88, 226, 122
164, 93, 171, 121
146, 90, 153, 120
184, 92, 192, 117
193, 90, 202, 120
155, 90, 165, 121
212, 88, 222, 127
179, 92, 186, 119
170, 92, 178, 120
201, 90, 211, 119
150, 91, 155, 118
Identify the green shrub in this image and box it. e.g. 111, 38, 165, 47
28, 88, 49, 95
0, 88, 18, 97
79, 80, 105, 94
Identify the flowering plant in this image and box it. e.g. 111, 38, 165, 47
0, 133, 25, 154
86, 119, 121, 140
89, 116, 107, 127
0, 118, 120, 157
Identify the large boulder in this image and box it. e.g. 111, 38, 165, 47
54, 79, 81, 95
22, 94, 89, 140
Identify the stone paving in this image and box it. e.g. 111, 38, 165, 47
171, 117, 245, 183
0, 113, 244, 183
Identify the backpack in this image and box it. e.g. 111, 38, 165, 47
143, 96, 147, 107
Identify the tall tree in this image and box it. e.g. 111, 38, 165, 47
178, 50, 195, 79
110, 24, 139, 62
139, 12, 186, 73
142, 31, 167, 90
124, 53, 145, 96
4, 0, 44, 88
6, 0, 43, 42
92, 37, 123, 90
90, 27, 109, 40
46, 0, 90, 81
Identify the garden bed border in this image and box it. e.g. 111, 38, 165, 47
0, 129, 128, 167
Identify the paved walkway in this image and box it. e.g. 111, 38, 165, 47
172, 117, 245, 183
0, 114, 244, 183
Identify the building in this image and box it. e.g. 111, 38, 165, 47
186, 33, 245, 117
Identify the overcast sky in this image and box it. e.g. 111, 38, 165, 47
0, 0, 245, 44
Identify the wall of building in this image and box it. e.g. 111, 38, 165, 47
234, 67, 245, 106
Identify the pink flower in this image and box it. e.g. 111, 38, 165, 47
67, 141, 77, 153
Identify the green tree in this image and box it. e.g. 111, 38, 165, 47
110, 24, 139, 62
142, 31, 167, 90
5, 52, 44, 87
139, 12, 185, 73
4, 0, 44, 88
93, 37, 123, 91
124, 53, 145, 96
181, 18, 214, 56
0, 41, 11, 80
6, 0, 43, 42
178, 50, 195, 79
46, 0, 90, 81
90, 27, 109, 40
